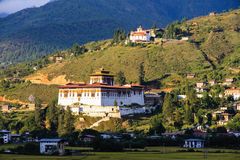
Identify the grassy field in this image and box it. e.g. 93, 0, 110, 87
0, 152, 240, 160
1, 145, 240, 160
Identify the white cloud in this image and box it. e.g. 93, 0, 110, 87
0, 0, 50, 14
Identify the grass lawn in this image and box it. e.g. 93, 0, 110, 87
0, 152, 240, 160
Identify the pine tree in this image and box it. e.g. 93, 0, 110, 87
46, 99, 59, 132
138, 63, 145, 85
63, 106, 75, 136
184, 102, 193, 125
57, 108, 65, 137
112, 28, 126, 43
162, 93, 174, 122
116, 71, 126, 85
34, 98, 44, 129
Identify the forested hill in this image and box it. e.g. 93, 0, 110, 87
0, 0, 239, 64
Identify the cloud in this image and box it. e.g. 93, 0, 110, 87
0, 0, 50, 14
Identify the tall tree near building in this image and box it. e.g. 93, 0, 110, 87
184, 101, 193, 125
34, 98, 45, 129
57, 109, 65, 137
162, 93, 174, 122
138, 63, 145, 85
116, 71, 126, 85
63, 106, 75, 136
46, 99, 59, 132
112, 28, 126, 44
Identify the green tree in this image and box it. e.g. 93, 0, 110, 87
163, 21, 181, 39
116, 71, 126, 85
184, 102, 193, 125
174, 109, 183, 130
46, 99, 59, 132
206, 113, 212, 126
34, 98, 45, 129
138, 63, 145, 85
63, 106, 75, 136
0, 80, 10, 90
112, 28, 126, 43
57, 108, 65, 137
71, 44, 88, 56
227, 113, 240, 131
149, 114, 166, 135
162, 93, 174, 122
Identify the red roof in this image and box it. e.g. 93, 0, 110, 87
59, 83, 144, 89
131, 31, 149, 36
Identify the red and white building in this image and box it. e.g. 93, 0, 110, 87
58, 68, 145, 107
129, 26, 151, 43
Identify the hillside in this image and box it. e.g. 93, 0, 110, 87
0, 9, 240, 103
0, 0, 239, 64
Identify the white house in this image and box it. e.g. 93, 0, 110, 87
0, 130, 11, 144
129, 26, 151, 43
39, 139, 65, 155
58, 68, 145, 107
184, 139, 204, 148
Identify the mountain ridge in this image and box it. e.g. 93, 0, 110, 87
0, 0, 239, 64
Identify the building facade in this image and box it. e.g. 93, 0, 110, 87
58, 68, 145, 107
129, 26, 151, 43
0, 130, 11, 144
39, 139, 65, 155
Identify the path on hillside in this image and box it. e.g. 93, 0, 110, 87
89, 117, 110, 129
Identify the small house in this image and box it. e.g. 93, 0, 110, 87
187, 73, 195, 79
39, 139, 65, 155
144, 93, 162, 106
184, 139, 204, 148
209, 80, 216, 86
81, 135, 96, 143
0, 130, 11, 144
1, 105, 11, 112
224, 78, 235, 86
209, 12, 217, 16
196, 82, 206, 88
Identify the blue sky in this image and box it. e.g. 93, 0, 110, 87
0, 0, 51, 14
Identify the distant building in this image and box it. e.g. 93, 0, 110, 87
181, 37, 189, 41
1, 105, 11, 112
223, 78, 235, 86
236, 103, 240, 111
195, 82, 208, 93
184, 139, 204, 148
129, 26, 151, 43
225, 88, 240, 100
187, 73, 195, 79
81, 135, 96, 143
144, 93, 162, 106
213, 110, 234, 125
209, 12, 217, 16
209, 80, 216, 86
0, 130, 11, 144
39, 139, 65, 155
196, 82, 206, 88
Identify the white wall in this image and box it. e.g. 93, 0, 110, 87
58, 89, 144, 107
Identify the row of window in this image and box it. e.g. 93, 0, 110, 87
61, 91, 142, 98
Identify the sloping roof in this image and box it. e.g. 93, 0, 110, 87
59, 83, 144, 89
39, 138, 63, 142
185, 139, 204, 142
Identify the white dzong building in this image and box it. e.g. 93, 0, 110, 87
58, 68, 145, 107
129, 26, 151, 43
